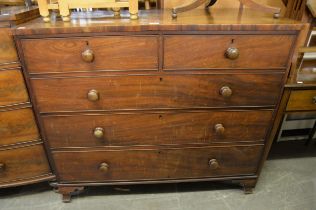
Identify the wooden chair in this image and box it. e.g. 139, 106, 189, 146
37, 0, 139, 22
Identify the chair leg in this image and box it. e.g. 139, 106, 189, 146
305, 120, 316, 146
145, 0, 150, 10
172, 0, 211, 18
239, 0, 281, 18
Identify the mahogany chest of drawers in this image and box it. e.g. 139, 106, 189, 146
13, 9, 305, 202
0, 6, 53, 188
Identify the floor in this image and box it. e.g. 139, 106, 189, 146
0, 157, 315, 210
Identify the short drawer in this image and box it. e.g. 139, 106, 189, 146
43, 110, 272, 148
0, 28, 18, 65
0, 143, 51, 184
21, 36, 159, 73
287, 90, 316, 111
53, 145, 263, 182
0, 108, 39, 147
31, 74, 283, 113
0, 70, 29, 106
164, 35, 295, 70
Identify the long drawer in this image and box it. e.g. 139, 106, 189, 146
0, 143, 51, 184
164, 35, 295, 70
0, 70, 29, 106
53, 145, 263, 182
0, 108, 39, 147
43, 110, 272, 148
31, 74, 283, 113
21, 36, 159, 73
286, 90, 316, 111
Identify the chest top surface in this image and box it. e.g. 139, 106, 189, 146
12, 8, 304, 36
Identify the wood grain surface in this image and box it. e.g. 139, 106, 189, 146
0, 70, 29, 106
21, 36, 159, 73
0, 143, 51, 184
0, 108, 40, 146
30, 74, 283, 113
287, 89, 316, 111
53, 145, 263, 182
42, 110, 272, 148
164, 35, 295, 70
0, 28, 18, 65
12, 9, 304, 36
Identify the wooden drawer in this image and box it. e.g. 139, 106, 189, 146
43, 110, 272, 148
53, 145, 263, 182
21, 36, 159, 73
287, 90, 316, 111
0, 108, 39, 147
31, 74, 283, 113
0, 28, 18, 66
0, 143, 51, 184
0, 70, 29, 106
164, 35, 295, 70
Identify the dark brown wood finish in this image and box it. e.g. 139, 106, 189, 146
0, 69, 29, 106
0, 143, 51, 184
42, 110, 272, 148
164, 35, 295, 70
12, 9, 304, 201
0, 6, 39, 24
53, 145, 263, 182
12, 9, 304, 36
21, 36, 159, 73
0, 108, 39, 147
30, 74, 283, 113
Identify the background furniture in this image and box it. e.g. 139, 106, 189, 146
170, 0, 282, 18
283, 0, 307, 20
269, 0, 316, 157
159, 0, 286, 13
0, 6, 54, 188
37, 0, 139, 22
13, 8, 304, 202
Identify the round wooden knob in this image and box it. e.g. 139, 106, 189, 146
214, 124, 225, 135
208, 159, 219, 170
87, 89, 99, 101
99, 162, 109, 173
225, 47, 239, 60
220, 86, 232, 98
94, 127, 104, 139
0, 163, 5, 172
312, 96, 316, 104
82, 49, 94, 63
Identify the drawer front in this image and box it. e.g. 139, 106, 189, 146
43, 110, 272, 148
31, 74, 283, 113
0, 108, 39, 146
164, 35, 295, 70
21, 36, 159, 73
0, 28, 18, 65
0, 144, 51, 184
0, 70, 29, 106
53, 145, 263, 182
287, 90, 316, 111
